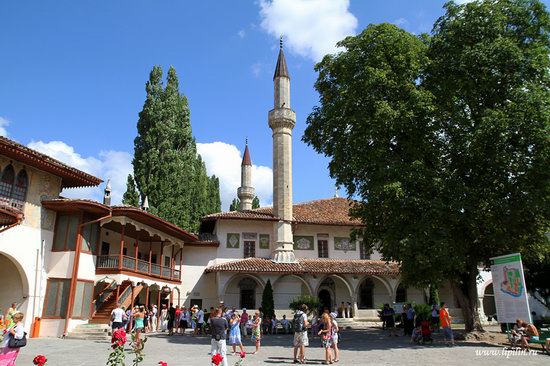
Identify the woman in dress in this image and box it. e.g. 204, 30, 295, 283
251, 312, 262, 354
229, 312, 245, 355
133, 306, 145, 348
318, 313, 333, 365
160, 305, 168, 332
0, 312, 25, 366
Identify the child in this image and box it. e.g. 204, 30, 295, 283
411, 326, 422, 343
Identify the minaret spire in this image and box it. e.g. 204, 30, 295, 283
238, 140, 254, 211
269, 38, 297, 263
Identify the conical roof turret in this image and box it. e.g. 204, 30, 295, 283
273, 36, 290, 80
242, 142, 252, 166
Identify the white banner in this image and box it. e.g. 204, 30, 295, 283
490, 253, 531, 324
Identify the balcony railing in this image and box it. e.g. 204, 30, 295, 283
96, 254, 181, 282
0, 196, 25, 211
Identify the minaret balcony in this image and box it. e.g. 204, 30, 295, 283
238, 186, 255, 199
268, 108, 296, 130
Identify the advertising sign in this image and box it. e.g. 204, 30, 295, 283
490, 253, 531, 323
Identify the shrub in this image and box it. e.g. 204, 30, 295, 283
289, 295, 322, 315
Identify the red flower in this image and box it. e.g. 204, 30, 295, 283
211, 353, 224, 365
111, 328, 127, 346
33, 355, 47, 365
240, 351, 246, 359
158, 362, 168, 366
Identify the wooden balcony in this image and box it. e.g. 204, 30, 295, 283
96, 254, 181, 283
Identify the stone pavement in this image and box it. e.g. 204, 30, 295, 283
17, 328, 548, 366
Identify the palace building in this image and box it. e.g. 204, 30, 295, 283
4, 42, 542, 339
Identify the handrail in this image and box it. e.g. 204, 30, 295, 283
91, 280, 118, 316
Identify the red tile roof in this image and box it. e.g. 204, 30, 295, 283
0, 136, 102, 188
41, 198, 198, 242
203, 197, 363, 226
205, 257, 399, 276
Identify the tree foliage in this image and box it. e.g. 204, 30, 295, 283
229, 198, 240, 212
289, 295, 322, 315
304, 0, 550, 332
126, 66, 220, 232
261, 279, 275, 319
122, 174, 140, 207
252, 196, 260, 209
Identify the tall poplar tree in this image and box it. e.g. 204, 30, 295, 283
128, 65, 221, 232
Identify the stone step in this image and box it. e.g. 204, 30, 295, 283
65, 333, 111, 341
70, 327, 109, 334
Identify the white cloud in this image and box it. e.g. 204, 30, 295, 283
0, 117, 10, 137
197, 142, 273, 211
27, 140, 132, 205
394, 18, 408, 26
454, 0, 476, 3
238, 29, 246, 38
259, 0, 358, 62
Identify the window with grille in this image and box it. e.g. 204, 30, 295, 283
43, 278, 71, 317
12, 170, 28, 202
244, 241, 255, 258
317, 240, 329, 258
0, 165, 15, 199
360, 241, 371, 260
52, 214, 80, 251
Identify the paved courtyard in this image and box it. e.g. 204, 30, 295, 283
17, 328, 548, 366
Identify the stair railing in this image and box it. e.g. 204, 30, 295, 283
91, 280, 118, 316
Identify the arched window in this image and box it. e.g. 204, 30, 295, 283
0, 165, 15, 200
239, 277, 257, 309
12, 170, 28, 202
359, 278, 374, 309
395, 284, 407, 303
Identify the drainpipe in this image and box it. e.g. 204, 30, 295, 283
63, 212, 112, 337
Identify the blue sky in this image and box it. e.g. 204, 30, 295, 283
2, 0, 546, 210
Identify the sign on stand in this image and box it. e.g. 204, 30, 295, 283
490, 253, 531, 323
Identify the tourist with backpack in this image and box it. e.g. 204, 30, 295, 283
293, 304, 309, 364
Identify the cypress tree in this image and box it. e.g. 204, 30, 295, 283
261, 279, 275, 319
122, 174, 140, 207
252, 196, 260, 209
127, 65, 220, 232
229, 198, 240, 211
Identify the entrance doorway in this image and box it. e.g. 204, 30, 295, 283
0, 254, 27, 320
318, 289, 332, 311
483, 283, 497, 320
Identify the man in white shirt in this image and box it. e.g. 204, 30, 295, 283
111, 302, 126, 330
195, 308, 205, 335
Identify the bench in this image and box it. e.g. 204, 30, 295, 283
528, 330, 550, 355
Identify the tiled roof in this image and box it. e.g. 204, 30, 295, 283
41, 198, 198, 242
205, 258, 399, 276
0, 136, 102, 188
203, 197, 363, 226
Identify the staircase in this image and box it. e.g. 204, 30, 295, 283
65, 323, 111, 341
89, 281, 142, 324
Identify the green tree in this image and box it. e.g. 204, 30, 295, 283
252, 196, 260, 209
524, 250, 550, 308
289, 295, 322, 316
127, 65, 220, 232
122, 174, 140, 207
304, 0, 550, 332
229, 198, 240, 212
261, 279, 275, 319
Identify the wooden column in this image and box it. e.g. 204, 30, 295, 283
156, 290, 161, 330
145, 286, 150, 308
179, 248, 183, 280
131, 285, 135, 308
160, 242, 164, 269
118, 224, 125, 270
148, 241, 152, 275
134, 236, 139, 272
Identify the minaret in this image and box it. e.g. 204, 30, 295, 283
238, 140, 255, 211
103, 179, 112, 206
269, 37, 297, 263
